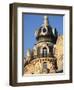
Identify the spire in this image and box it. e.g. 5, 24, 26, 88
43, 16, 49, 26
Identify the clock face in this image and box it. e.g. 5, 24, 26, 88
41, 27, 48, 35
43, 28, 46, 33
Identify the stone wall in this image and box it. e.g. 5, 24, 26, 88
24, 35, 63, 74
55, 35, 63, 72
24, 57, 57, 74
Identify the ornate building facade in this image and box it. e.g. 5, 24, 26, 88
24, 16, 59, 74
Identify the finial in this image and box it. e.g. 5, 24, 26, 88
43, 16, 49, 26
26, 49, 31, 57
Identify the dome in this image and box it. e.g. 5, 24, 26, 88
35, 16, 58, 44
35, 25, 52, 39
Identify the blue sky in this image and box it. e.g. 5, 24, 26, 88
23, 14, 63, 56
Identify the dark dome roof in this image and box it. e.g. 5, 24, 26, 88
35, 25, 52, 39
34, 16, 58, 44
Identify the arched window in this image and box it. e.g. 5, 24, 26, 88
42, 47, 47, 57
43, 62, 47, 69
43, 62, 50, 73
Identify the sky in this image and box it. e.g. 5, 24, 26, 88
23, 14, 63, 56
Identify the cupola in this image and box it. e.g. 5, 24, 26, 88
35, 16, 58, 44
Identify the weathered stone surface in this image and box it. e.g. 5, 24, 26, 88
24, 16, 63, 74
24, 57, 57, 74
55, 35, 63, 72
24, 35, 63, 74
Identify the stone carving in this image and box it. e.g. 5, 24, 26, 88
24, 16, 63, 74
